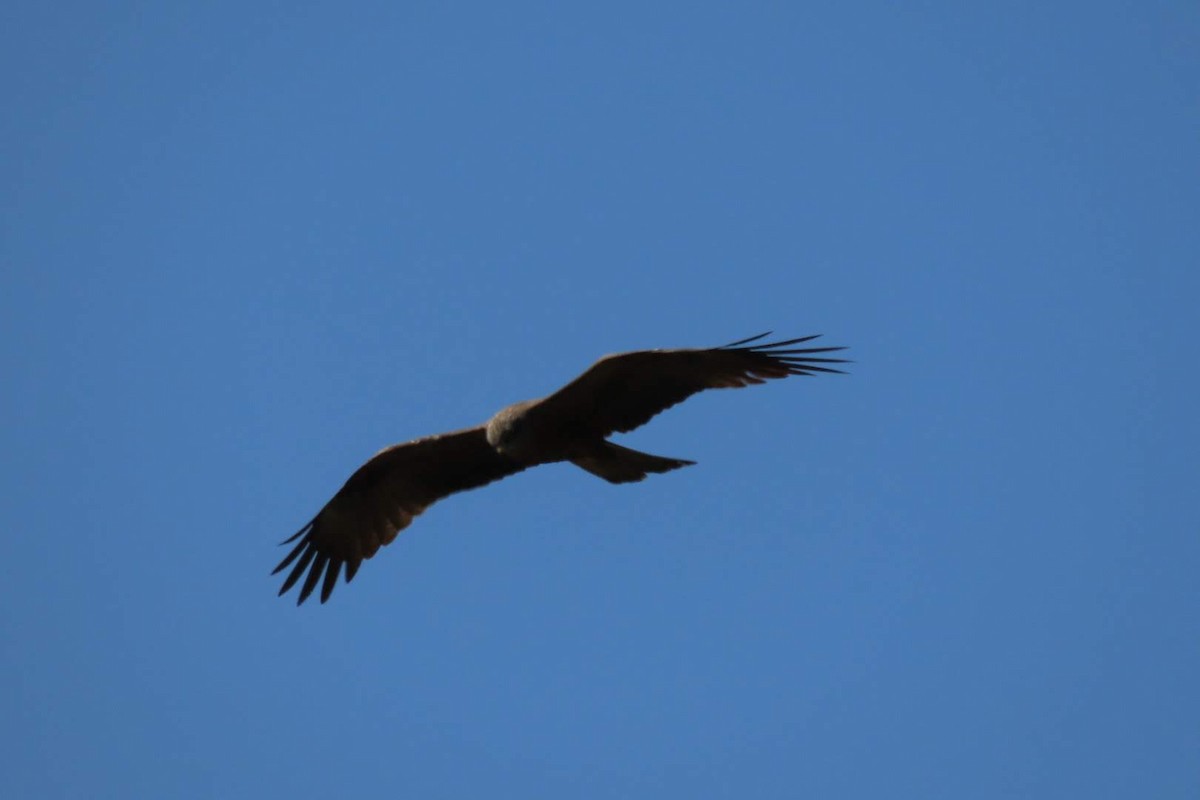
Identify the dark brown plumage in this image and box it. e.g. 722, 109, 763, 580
274, 333, 847, 604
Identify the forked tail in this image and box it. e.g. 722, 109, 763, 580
570, 441, 696, 484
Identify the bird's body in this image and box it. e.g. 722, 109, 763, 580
485, 395, 695, 480
274, 333, 847, 604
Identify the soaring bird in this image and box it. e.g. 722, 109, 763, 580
274, 333, 847, 604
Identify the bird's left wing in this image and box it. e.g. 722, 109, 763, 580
273, 425, 525, 605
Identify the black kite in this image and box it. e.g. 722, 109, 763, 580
274, 333, 847, 604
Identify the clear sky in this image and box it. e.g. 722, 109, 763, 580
3, 2, 1196, 798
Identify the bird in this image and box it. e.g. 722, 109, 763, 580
274, 332, 847, 604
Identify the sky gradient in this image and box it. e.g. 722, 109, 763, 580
3, 2, 1197, 797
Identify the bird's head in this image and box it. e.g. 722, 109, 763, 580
485, 400, 538, 457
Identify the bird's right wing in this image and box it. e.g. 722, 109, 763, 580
273, 425, 525, 605
536, 333, 847, 439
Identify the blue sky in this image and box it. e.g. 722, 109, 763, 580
2, 2, 1197, 797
